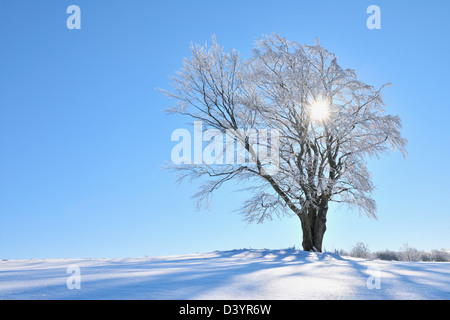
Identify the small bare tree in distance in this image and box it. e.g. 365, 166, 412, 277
161, 34, 407, 252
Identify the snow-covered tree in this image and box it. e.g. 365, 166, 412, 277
161, 34, 407, 252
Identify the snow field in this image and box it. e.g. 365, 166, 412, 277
1, 249, 449, 300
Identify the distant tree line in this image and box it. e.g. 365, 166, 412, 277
335, 242, 450, 262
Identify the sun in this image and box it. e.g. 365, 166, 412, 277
309, 98, 330, 122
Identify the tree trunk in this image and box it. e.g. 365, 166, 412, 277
298, 203, 328, 252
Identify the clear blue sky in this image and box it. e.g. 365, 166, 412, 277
1, 0, 449, 259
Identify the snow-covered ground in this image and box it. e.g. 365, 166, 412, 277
1, 249, 449, 300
